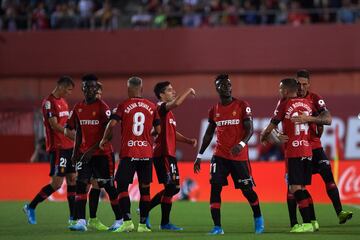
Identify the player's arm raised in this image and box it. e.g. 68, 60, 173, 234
165, 88, 195, 111
194, 121, 216, 174
231, 118, 253, 156
176, 131, 197, 147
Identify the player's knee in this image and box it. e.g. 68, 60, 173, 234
117, 183, 129, 194
139, 185, 150, 195
76, 180, 88, 193
165, 184, 177, 196
174, 185, 180, 195
66, 174, 76, 185
289, 185, 302, 193
319, 167, 335, 183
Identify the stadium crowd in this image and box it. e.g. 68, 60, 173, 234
1, 0, 360, 31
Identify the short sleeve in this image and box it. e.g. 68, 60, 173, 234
241, 101, 252, 120
43, 99, 57, 119
158, 102, 168, 117
110, 103, 122, 121
208, 106, 215, 124
312, 93, 327, 113
271, 99, 286, 125
65, 106, 77, 130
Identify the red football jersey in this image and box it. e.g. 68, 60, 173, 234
271, 98, 314, 158
66, 99, 113, 155
153, 102, 176, 157
209, 98, 252, 161
304, 92, 327, 149
42, 94, 73, 152
112, 98, 159, 159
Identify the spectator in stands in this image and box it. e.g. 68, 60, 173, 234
131, 6, 152, 28
182, 3, 201, 27
337, 0, 356, 23
287, 0, 310, 26
78, 0, 94, 28
32, 1, 49, 30
95, 0, 119, 30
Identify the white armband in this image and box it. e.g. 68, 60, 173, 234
197, 153, 203, 159
239, 141, 246, 148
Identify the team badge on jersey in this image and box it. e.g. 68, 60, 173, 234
92, 111, 96, 116
79, 109, 82, 112
216, 113, 220, 117
45, 101, 51, 110
232, 111, 237, 116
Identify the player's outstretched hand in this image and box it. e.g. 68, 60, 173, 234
278, 134, 289, 143
189, 88, 196, 97
231, 144, 243, 156
194, 158, 201, 174
190, 138, 197, 148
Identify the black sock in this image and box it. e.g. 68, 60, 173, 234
160, 186, 175, 226
320, 167, 342, 215
29, 184, 55, 209
104, 183, 122, 220
326, 182, 342, 215
242, 188, 261, 218
304, 189, 316, 221
287, 190, 298, 227
294, 190, 310, 223
75, 181, 88, 220
149, 190, 164, 211
117, 184, 131, 221
210, 184, 222, 227
89, 188, 100, 219
139, 186, 151, 224
67, 185, 76, 219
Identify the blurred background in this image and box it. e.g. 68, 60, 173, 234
0, 0, 359, 203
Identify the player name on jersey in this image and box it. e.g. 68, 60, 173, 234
285, 102, 313, 119
124, 102, 154, 114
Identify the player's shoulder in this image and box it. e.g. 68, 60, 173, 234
308, 91, 323, 101
97, 99, 110, 108
233, 98, 250, 107
142, 98, 156, 108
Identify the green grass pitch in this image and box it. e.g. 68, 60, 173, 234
1, 201, 359, 240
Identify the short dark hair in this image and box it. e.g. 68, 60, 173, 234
215, 74, 229, 86
128, 76, 142, 87
82, 74, 98, 82
280, 78, 299, 93
97, 81, 103, 90
57, 76, 74, 87
296, 69, 310, 80
154, 81, 171, 99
